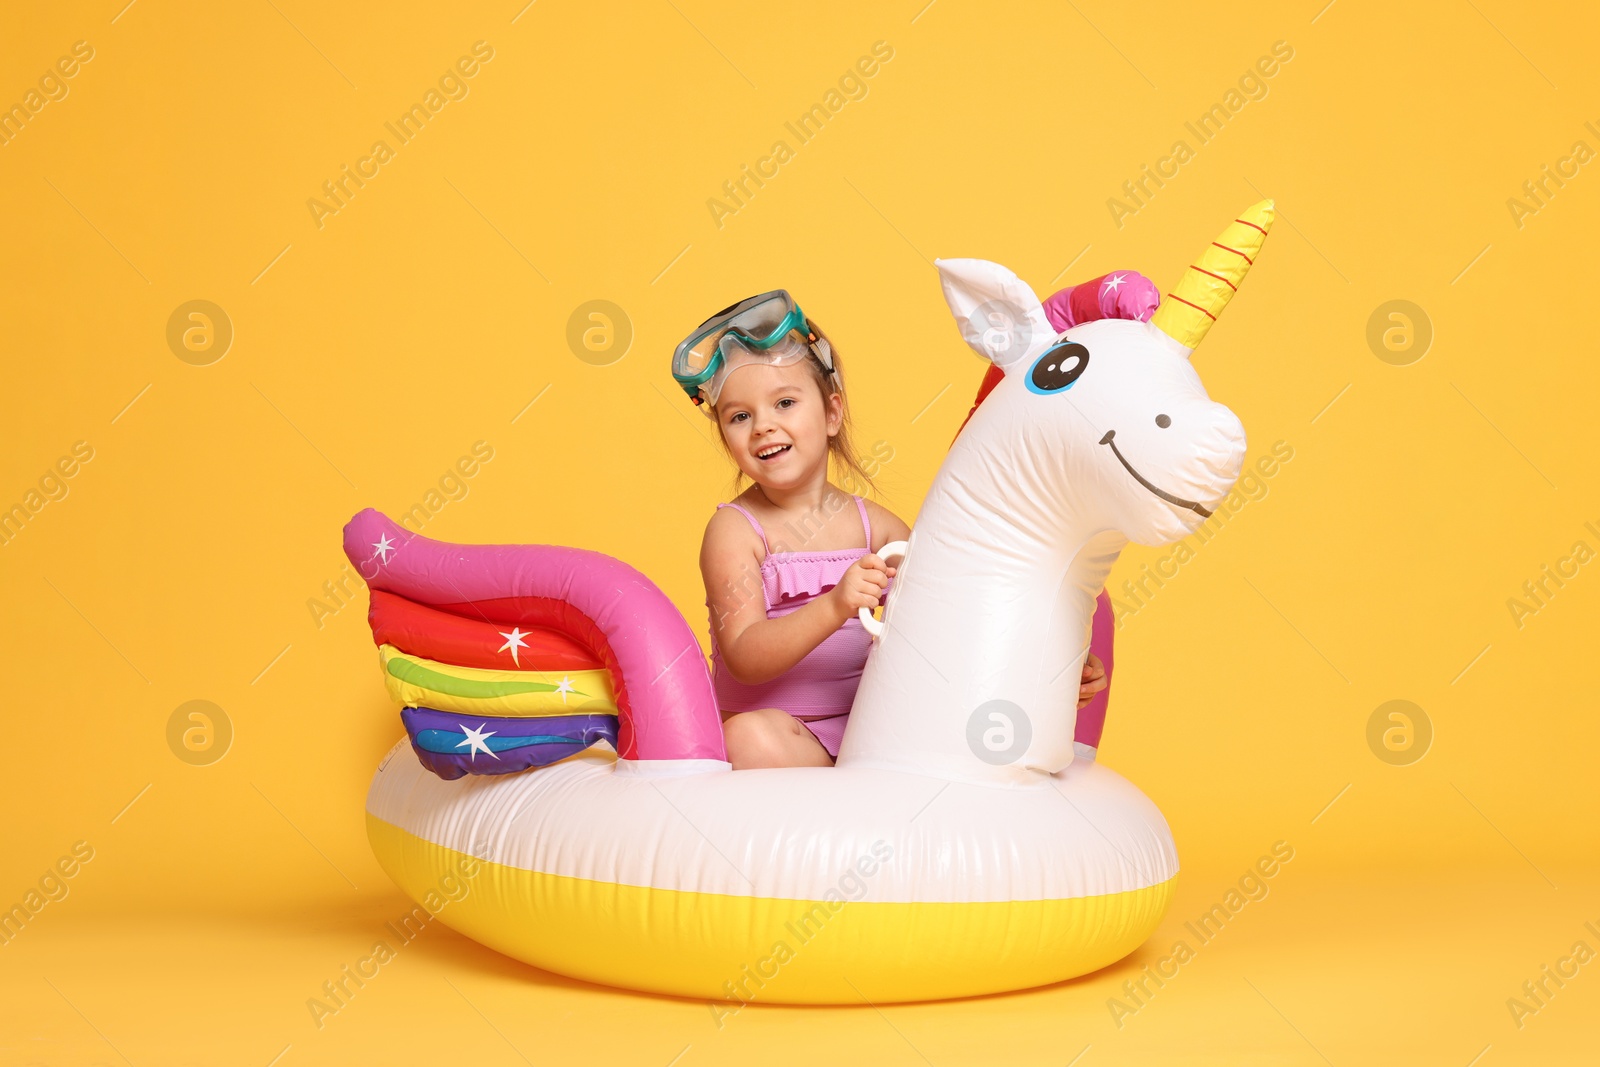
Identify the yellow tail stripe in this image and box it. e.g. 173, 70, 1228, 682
378, 644, 618, 718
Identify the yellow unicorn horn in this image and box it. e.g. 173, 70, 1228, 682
1152, 199, 1275, 355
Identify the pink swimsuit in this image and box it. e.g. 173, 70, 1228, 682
706, 496, 894, 758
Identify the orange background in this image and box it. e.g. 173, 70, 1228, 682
2, 0, 1596, 1062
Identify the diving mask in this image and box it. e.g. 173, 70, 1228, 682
671, 290, 836, 417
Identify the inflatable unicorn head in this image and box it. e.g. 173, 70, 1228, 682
836, 200, 1275, 785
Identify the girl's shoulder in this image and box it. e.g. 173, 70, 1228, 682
702, 496, 763, 545
701, 490, 776, 567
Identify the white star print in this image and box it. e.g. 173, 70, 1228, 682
498, 627, 531, 667
1102, 273, 1127, 293
455, 723, 500, 760
553, 676, 576, 703
371, 534, 396, 564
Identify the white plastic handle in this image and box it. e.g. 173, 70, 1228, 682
858, 540, 908, 640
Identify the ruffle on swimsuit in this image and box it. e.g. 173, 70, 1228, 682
766, 553, 854, 604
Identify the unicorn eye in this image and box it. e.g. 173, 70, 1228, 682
1155, 414, 1171, 428
1028, 342, 1090, 394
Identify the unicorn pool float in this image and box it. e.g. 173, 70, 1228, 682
344, 201, 1274, 1004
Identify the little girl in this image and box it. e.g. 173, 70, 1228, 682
671, 290, 1104, 769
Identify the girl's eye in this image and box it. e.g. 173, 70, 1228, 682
777, 398, 794, 408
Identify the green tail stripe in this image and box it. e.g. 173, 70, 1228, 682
387, 656, 591, 700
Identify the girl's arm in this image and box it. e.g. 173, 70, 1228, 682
862, 499, 912, 552
701, 509, 878, 686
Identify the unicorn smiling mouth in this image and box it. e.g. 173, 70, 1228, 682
1099, 430, 1213, 518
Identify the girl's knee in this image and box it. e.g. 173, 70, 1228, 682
723, 709, 805, 768
722, 710, 772, 762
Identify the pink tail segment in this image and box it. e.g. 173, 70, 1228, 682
342, 509, 726, 763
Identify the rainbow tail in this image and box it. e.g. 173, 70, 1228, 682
341, 509, 726, 779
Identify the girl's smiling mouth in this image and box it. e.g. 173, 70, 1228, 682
756, 444, 792, 462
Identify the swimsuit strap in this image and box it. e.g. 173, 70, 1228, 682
715, 501, 771, 555
717, 495, 871, 555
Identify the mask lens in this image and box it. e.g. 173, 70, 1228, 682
679, 335, 718, 377
722, 293, 795, 347
717, 326, 808, 365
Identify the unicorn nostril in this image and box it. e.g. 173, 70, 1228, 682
1155, 414, 1171, 428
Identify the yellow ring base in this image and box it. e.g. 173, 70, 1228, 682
369, 814, 1176, 1004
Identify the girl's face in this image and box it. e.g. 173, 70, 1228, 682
714, 361, 842, 490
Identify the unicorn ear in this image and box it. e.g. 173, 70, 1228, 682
936, 258, 1056, 371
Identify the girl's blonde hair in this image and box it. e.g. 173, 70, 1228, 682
711, 317, 878, 498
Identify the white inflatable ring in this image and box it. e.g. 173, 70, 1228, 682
366, 738, 1176, 1004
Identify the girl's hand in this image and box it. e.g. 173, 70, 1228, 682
1077, 652, 1107, 710
830, 554, 896, 624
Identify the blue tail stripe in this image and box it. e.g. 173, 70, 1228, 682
413, 728, 592, 754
